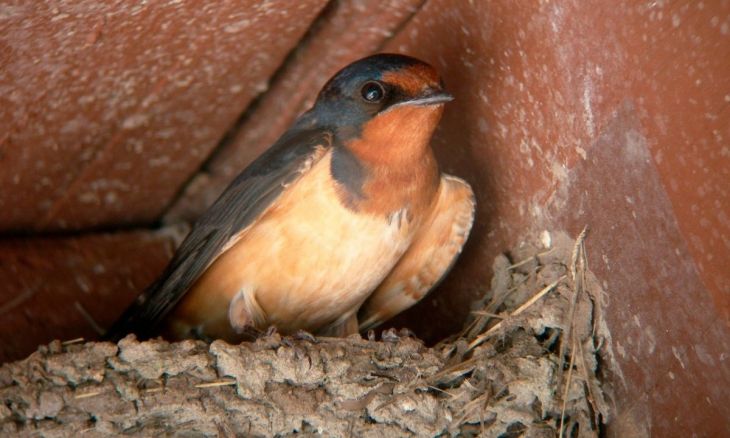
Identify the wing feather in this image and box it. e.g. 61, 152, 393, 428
106, 127, 332, 340
358, 175, 475, 331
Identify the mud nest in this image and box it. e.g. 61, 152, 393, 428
1, 231, 609, 437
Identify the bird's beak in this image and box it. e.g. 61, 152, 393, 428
381, 88, 454, 114
404, 89, 454, 107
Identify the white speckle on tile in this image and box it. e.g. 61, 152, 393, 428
654, 149, 663, 164
645, 327, 656, 354
78, 192, 97, 204
477, 118, 489, 134
223, 19, 251, 33
122, 113, 149, 130
694, 344, 716, 366
149, 156, 171, 167
672, 346, 686, 369
104, 191, 118, 204
582, 77, 595, 137
75, 276, 91, 293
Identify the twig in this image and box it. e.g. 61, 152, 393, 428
576, 337, 597, 429
485, 277, 530, 314
480, 389, 491, 437
451, 392, 490, 429
559, 331, 578, 438
74, 391, 102, 399
143, 387, 163, 394
558, 226, 588, 387
62, 337, 85, 346
467, 276, 565, 351
429, 358, 478, 385
470, 310, 505, 319
449, 314, 481, 345
0, 286, 38, 316
194, 379, 237, 388
507, 248, 555, 270
426, 385, 458, 398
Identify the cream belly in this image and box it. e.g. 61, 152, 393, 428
169, 151, 419, 339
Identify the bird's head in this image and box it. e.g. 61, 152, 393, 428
309, 53, 452, 148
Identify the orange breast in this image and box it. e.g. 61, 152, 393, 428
344, 103, 442, 218
168, 150, 421, 341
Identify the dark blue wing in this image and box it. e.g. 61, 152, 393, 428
106, 127, 332, 340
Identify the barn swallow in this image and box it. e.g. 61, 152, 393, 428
107, 53, 475, 342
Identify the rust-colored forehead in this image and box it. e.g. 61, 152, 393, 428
381, 64, 441, 95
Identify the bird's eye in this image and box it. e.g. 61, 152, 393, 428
360, 81, 385, 103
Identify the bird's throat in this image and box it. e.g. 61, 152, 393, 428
333, 105, 443, 218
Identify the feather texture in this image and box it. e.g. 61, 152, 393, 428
105, 128, 333, 340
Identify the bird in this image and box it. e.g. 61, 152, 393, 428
106, 53, 475, 342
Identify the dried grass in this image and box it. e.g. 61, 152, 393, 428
428, 228, 609, 437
